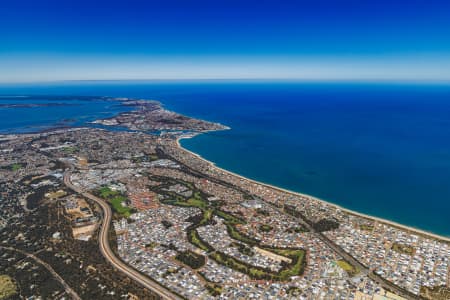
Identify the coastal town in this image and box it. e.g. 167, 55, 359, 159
0, 98, 449, 300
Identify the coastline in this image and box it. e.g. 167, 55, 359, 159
176, 135, 450, 243
3, 94, 448, 242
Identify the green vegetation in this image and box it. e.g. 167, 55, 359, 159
283, 204, 304, 218
209, 251, 269, 280
336, 259, 359, 277
161, 220, 173, 229
110, 195, 132, 217
205, 283, 223, 297
420, 285, 450, 300
162, 267, 180, 278
149, 154, 159, 161
225, 223, 258, 245
359, 224, 374, 231
186, 197, 207, 209
214, 210, 245, 224
132, 154, 159, 163
0, 275, 17, 300
269, 248, 306, 280
312, 218, 340, 232
62, 146, 77, 154
156, 176, 307, 282
46, 190, 67, 199
197, 272, 223, 296
256, 208, 270, 216
188, 229, 213, 252
286, 286, 302, 297
231, 242, 254, 256
392, 242, 415, 256
259, 224, 273, 232
209, 247, 306, 281
200, 209, 213, 225
163, 191, 207, 209
145, 242, 158, 249
175, 250, 206, 269
98, 186, 133, 217
286, 226, 307, 233
99, 186, 119, 198
131, 156, 143, 163
10, 163, 23, 172
243, 193, 254, 200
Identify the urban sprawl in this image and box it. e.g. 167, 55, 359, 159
0, 98, 449, 300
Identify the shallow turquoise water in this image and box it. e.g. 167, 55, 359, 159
1, 81, 449, 236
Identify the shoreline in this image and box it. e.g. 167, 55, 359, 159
176, 135, 450, 243
3, 94, 449, 242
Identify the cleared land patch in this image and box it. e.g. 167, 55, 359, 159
0, 275, 17, 300
336, 259, 359, 277
392, 242, 415, 256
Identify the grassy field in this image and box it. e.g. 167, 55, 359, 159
359, 224, 374, 231
186, 197, 207, 209
110, 195, 132, 217
98, 186, 133, 217
0, 275, 17, 300
336, 259, 359, 276
10, 163, 22, 171
62, 146, 77, 154
167, 192, 207, 209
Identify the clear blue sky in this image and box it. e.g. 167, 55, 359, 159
1, 0, 450, 82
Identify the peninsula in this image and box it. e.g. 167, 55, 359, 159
0, 97, 449, 300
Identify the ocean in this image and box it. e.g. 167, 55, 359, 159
1, 80, 450, 236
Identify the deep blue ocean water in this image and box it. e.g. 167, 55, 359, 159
1, 81, 449, 236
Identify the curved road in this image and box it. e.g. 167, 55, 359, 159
64, 159, 419, 300
63, 170, 181, 300
163, 150, 422, 300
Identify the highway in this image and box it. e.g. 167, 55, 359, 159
278, 209, 422, 299
63, 170, 181, 300
163, 150, 422, 300
64, 158, 420, 300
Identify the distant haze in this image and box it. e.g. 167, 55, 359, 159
1, 0, 450, 83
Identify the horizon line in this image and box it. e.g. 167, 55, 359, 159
1, 78, 450, 85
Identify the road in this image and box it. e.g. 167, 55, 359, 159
1, 246, 81, 300
63, 170, 182, 300
65, 153, 420, 300
162, 149, 422, 300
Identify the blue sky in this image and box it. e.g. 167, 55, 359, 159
1, 0, 450, 82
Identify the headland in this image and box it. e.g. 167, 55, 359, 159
1, 95, 449, 299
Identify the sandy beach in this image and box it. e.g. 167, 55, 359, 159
176, 136, 450, 243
